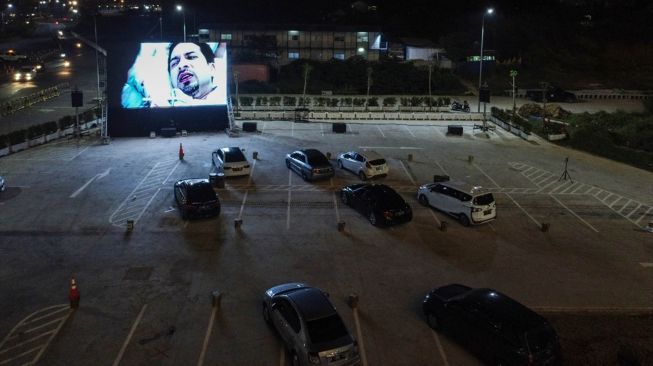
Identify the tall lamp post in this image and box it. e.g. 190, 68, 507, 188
477, 7, 494, 112
176, 4, 186, 42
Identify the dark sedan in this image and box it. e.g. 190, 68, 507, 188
173, 178, 220, 219
286, 149, 334, 181
340, 184, 412, 226
423, 284, 562, 366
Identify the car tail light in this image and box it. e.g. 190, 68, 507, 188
308, 352, 320, 364
383, 210, 393, 220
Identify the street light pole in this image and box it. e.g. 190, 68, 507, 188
477, 7, 493, 113
176, 5, 186, 42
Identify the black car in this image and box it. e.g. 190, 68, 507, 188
340, 184, 412, 226
423, 284, 562, 366
173, 178, 220, 219
286, 149, 334, 181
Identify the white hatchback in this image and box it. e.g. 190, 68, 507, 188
211, 147, 251, 177
337, 150, 389, 180
417, 180, 496, 226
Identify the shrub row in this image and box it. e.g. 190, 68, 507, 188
0, 108, 99, 149
237, 95, 452, 108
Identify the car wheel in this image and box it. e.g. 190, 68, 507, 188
262, 303, 271, 324
369, 210, 378, 226
459, 213, 470, 227
418, 194, 429, 207
341, 191, 349, 205
426, 313, 440, 330
338, 160, 344, 169
285, 160, 291, 169
358, 171, 367, 181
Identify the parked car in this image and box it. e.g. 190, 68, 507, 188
286, 149, 334, 181
417, 180, 496, 226
13, 65, 37, 81
340, 183, 412, 226
211, 147, 250, 177
0, 175, 5, 192
262, 282, 360, 366
173, 178, 220, 219
423, 284, 562, 366
337, 150, 389, 180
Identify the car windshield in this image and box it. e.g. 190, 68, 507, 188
526, 325, 556, 351
224, 149, 246, 162
306, 314, 349, 344
473, 193, 494, 205
306, 151, 329, 165
368, 158, 386, 165
188, 183, 216, 203
20, 67, 33, 72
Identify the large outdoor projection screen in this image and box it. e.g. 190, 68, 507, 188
107, 41, 230, 136
121, 42, 227, 108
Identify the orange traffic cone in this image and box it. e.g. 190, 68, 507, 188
69, 277, 80, 309
179, 143, 185, 160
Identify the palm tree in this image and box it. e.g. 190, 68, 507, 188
301, 63, 313, 107
365, 67, 373, 111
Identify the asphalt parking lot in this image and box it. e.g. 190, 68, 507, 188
1, 119, 652, 365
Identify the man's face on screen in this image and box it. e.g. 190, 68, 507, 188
169, 43, 214, 98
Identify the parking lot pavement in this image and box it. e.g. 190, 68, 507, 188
1, 119, 653, 365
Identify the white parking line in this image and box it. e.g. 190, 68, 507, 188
333, 192, 341, 223
286, 171, 292, 230
427, 208, 441, 227
571, 183, 586, 194
291, 121, 295, 137
435, 161, 448, 176
550, 195, 599, 233
247, 159, 257, 186
69, 145, 90, 161
237, 191, 249, 220
376, 126, 386, 138
535, 178, 560, 193
431, 331, 451, 366
601, 192, 613, 202
31, 310, 72, 365
398, 160, 416, 185
112, 304, 148, 366
618, 199, 633, 214
197, 306, 218, 366
635, 207, 653, 224
609, 196, 623, 208
403, 125, 416, 138
558, 181, 578, 194
352, 308, 368, 366
279, 346, 285, 366
502, 193, 541, 227
320, 123, 324, 136
640, 263, 653, 268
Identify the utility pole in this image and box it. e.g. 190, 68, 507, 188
301, 63, 312, 108
233, 70, 240, 115
428, 61, 433, 111
510, 69, 518, 123
541, 81, 549, 122
365, 66, 373, 112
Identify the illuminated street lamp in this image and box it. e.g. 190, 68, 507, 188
176, 4, 186, 42
477, 7, 494, 112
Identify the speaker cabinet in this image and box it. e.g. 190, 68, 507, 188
332, 123, 346, 133
447, 125, 463, 136
242, 122, 257, 132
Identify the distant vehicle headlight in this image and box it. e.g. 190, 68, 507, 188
26, 73, 32, 80
36, 65, 42, 70
76, 42, 82, 48
63, 60, 70, 67
14, 73, 22, 80
60, 53, 66, 58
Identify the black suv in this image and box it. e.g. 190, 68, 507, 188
173, 178, 220, 219
423, 284, 561, 365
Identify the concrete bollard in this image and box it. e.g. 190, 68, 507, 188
541, 223, 550, 232
234, 218, 243, 229
468, 155, 474, 164
337, 221, 346, 231
252, 151, 258, 160
126, 220, 134, 231
211, 290, 222, 308
440, 221, 448, 232
408, 153, 413, 162
347, 293, 359, 309
149, 131, 156, 138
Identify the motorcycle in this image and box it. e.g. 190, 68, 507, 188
451, 100, 470, 112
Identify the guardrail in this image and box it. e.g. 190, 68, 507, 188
504, 89, 652, 101
237, 110, 483, 121
0, 82, 70, 117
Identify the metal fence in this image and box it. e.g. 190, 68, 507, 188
0, 82, 70, 117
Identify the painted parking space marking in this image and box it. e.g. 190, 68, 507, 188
109, 160, 180, 227
352, 308, 368, 366
398, 160, 416, 185
333, 192, 341, 223
509, 161, 653, 227
640, 263, 653, 268
286, 171, 292, 230
558, 181, 578, 194
431, 331, 451, 366
4, 141, 91, 161
0, 304, 72, 366
70, 168, 111, 198
197, 306, 218, 366
404, 125, 416, 138
550, 194, 599, 232
112, 304, 147, 366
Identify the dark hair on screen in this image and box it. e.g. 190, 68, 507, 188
167, 42, 215, 72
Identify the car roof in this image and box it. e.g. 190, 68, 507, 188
357, 150, 383, 160
438, 181, 490, 196
302, 148, 323, 157
286, 287, 336, 321
462, 288, 547, 331
177, 178, 210, 186
220, 146, 242, 153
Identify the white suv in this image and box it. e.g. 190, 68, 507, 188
337, 150, 389, 180
211, 147, 251, 177
417, 180, 496, 226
